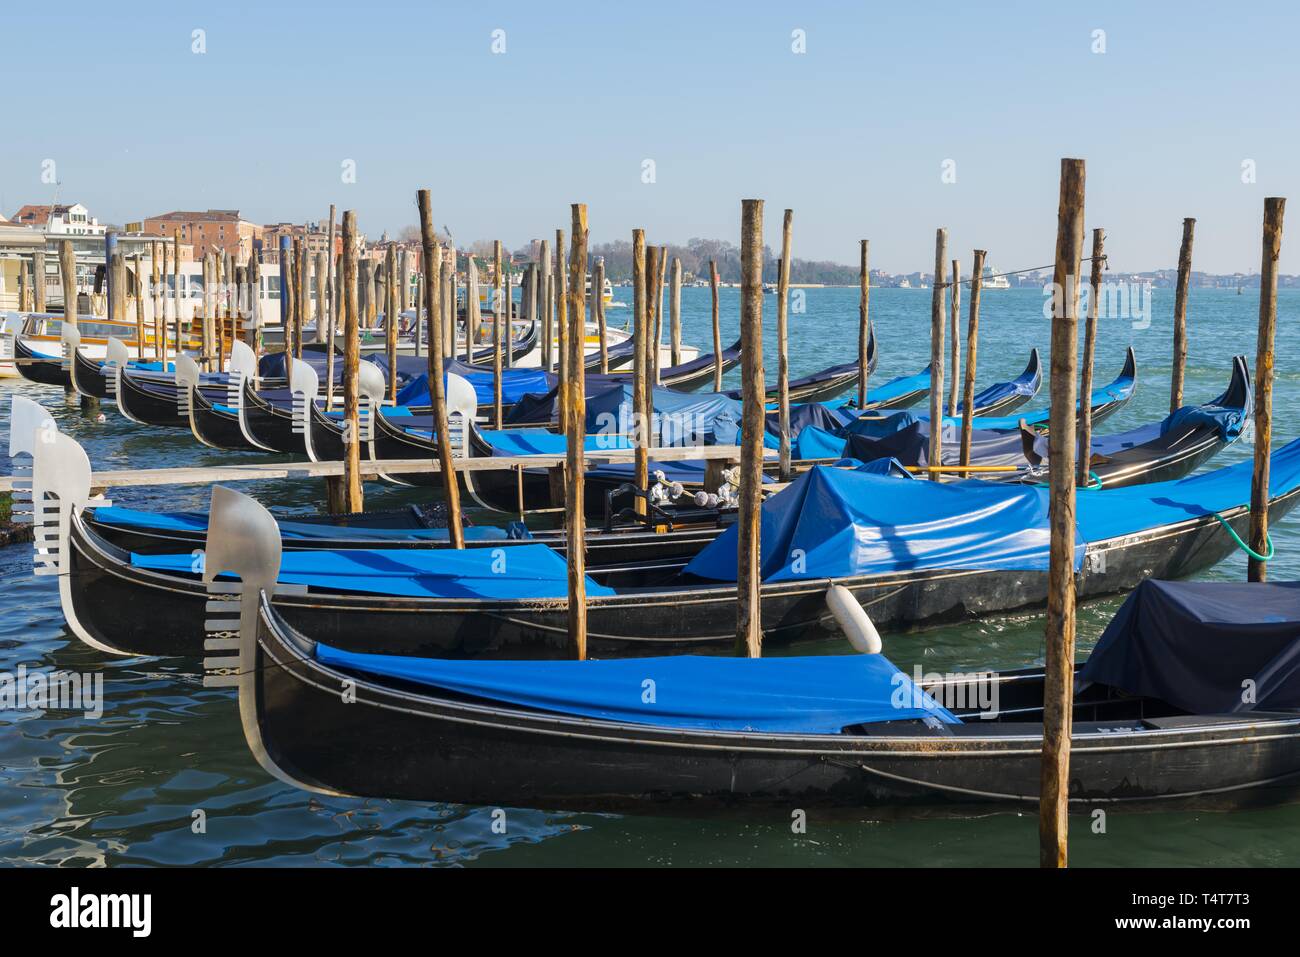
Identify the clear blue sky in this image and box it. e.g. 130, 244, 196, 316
2, 1, 1296, 274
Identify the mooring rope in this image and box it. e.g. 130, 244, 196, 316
1212, 509, 1275, 561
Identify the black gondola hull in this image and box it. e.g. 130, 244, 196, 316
62, 487, 1300, 658
250, 608, 1300, 814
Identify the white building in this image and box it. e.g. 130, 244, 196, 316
8, 202, 106, 236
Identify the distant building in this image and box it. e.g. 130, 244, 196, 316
262, 221, 345, 263
140, 209, 261, 261
8, 202, 105, 236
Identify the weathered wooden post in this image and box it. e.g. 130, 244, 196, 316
106, 231, 124, 325
58, 239, 78, 386
565, 205, 590, 660
278, 236, 293, 388
948, 258, 961, 417
17, 260, 29, 313
1078, 230, 1105, 486
1249, 198, 1286, 583
32, 248, 46, 313
737, 199, 765, 659
1170, 217, 1196, 412
710, 260, 722, 392
1040, 157, 1086, 870
857, 242, 870, 407
554, 237, 569, 440
504, 264, 514, 373
652, 247, 667, 384
540, 239, 553, 371
133, 253, 146, 354
330, 211, 364, 514
327, 205, 338, 352
927, 230, 948, 477
385, 244, 398, 402
960, 250, 987, 468
670, 256, 683, 367
644, 245, 661, 436
315, 250, 329, 344
418, 190, 465, 549
171, 230, 182, 360
594, 257, 608, 373
777, 209, 793, 481
493, 240, 504, 428
632, 229, 649, 515
248, 247, 262, 353
58, 240, 76, 319
151, 242, 163, 360
555, 229, 569, 389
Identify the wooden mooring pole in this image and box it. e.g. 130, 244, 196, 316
334, 211, 364, 515
555, 229, 568, 391
736, 198, 765, 659
1078, 229, 1105, 487
777, 209, 793, 482
419, 190, 465, 549
670, 255, 683, 368
594, 257, 608, 373
710, 260, 722, 392
386, 244, 399, 403
632, 229, 649, 515
948, 258, 961, 417
645, 245, 661, 407
960, 249, 986, 468
565, 204, 590, 660
1249, 197, 1286, 583
540, 239, 552, 371
32, 248, 45, 313
1040, 157, 1086, 869
927, 229, 948, 476
58, 240, 77, 390
857, 241, 870, 407
1170, 217, 1196, 412
493, 240, 504, 428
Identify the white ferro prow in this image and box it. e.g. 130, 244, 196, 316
103, 336, 133, 408
200, 485, 330, 794
356, 362, 387, 443
174, 353, 202, 417
825, 584, 882, 654
289, 357, 322, 459
59, 322, 81, 372
7, 395, 57, 526
445, 372, 477, 456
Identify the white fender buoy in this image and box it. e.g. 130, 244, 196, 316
826, 584, 882, 654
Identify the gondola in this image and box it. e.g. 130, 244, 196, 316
9, 332, 70, 387
720, 327, 879, 405
603, 337, 743, 392
35, 420, 1300, 658
219, 561, 1300, 814
835, 350, 1240, 490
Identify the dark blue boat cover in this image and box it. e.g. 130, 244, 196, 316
583, 382, 744, 446
310, 648, 960, 732
133, 542, 613, 599
396, 366, 555, 407
1081, 579, 1300, 714
684, 465, 1074, 582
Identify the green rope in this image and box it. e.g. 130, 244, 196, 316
1212, 510, 1275, 561
1032, 471, 1103, 490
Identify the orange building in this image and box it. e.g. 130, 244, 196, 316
140, 209, 261, 261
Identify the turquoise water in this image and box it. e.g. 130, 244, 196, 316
2, 286, 1299, 867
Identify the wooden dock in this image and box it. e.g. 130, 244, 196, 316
0, 445, 751, 492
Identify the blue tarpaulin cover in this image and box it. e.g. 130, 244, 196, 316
481, 429, 633, 456
1076, 438, 1300, 542
93, 505, 507, 542
133, 542, 611, 599
1081, 579, 1300, 714
396, 367, 555, 408
310, 648, 961, 732
684, 465, 1074, 582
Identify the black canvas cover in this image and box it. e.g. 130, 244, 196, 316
1082, 579, 1300, 714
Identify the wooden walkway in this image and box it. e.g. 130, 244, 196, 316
0, 446, 750, 492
